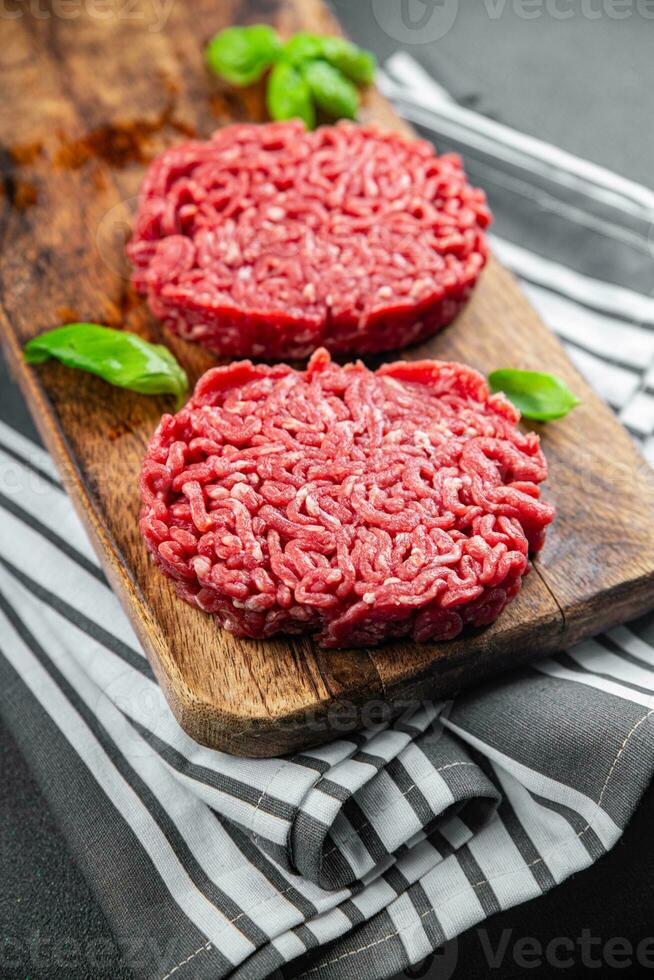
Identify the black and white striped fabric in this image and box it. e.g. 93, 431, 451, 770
380, 53, 654, 464
1, 54, 654, 980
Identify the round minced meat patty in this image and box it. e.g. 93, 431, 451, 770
140, 349, 554, 649
127, 120, 491, 360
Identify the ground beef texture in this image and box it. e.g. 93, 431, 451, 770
127, 120, 491, 360
140, 349, 554, 648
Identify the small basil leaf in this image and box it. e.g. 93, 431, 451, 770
488, 368, 581, 421
266, 61, 315, 129
205, 25, 281, 86
303, 60, 358, 120
282, 33, 375, 84
282, 32, 325, 66
319, 37, 376, 84
24, 324, 189, 406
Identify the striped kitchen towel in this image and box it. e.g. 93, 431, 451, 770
379, 53, 654, 463
1, 54, 654, 980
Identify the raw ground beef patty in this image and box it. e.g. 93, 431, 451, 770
140, 349, 554, 648
127, 120, 491, 360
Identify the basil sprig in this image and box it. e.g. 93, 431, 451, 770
24, 324, 189, 406
267, 61, 315, 131
489, 368, 581, 421
205, 25, 376, 127
317, 36, 376, 85
282, 33, 375, 84
205, 24, 282, 86
304, 60, 358, 121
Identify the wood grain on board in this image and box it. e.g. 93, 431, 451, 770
2, 0, 654, 756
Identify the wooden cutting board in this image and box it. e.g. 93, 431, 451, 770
2, 0, 654, 757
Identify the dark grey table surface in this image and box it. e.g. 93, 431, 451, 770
2, 3, 653, 977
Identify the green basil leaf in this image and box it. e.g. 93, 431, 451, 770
281, 32, 325, 66
24, 324, 189, 406
266, 61, 315, 129
318, 37, 376, 84
303, 60, 358, 120
205, 24, 281, 86
488, 368, 581, 421
282, 33, 375, 84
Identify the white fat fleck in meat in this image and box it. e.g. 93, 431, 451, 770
265, 206, 286, 221
223, 242, 241, 265
245, 596, 267, 610
305, 494, 320, 516
410, 278, 434, 297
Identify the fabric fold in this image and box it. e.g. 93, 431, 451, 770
289, 721, 500, 889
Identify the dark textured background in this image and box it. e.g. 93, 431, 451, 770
2, 1, 653, 977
